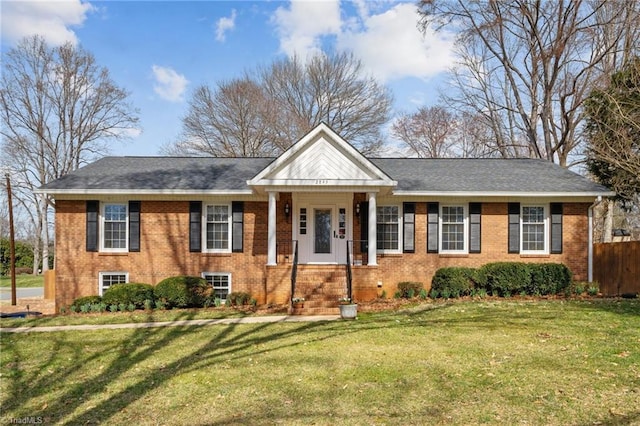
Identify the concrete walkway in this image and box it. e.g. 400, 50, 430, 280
0, 314, 341, 333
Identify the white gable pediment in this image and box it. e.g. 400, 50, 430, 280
248, 123, 396, 190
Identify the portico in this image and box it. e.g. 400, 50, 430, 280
248, 123, 395, 267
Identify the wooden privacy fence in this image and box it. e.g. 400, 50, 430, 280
593, 241, 640, 296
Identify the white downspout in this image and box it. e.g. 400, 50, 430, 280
588, 196, 602, 282
267, 191, 277, 266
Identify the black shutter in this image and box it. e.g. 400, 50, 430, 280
129, 201, 141, 252
189, 201, 202, 252
550, 203, 563, 254
469, 202, 482, 253
427, 202, 439, 253
403, 202, 415, 253
508, 202, 520, 253
232, 201, 244, 253
86, 200, 99, 252
359, 201, 369, 252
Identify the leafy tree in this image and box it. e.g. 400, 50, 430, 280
0, 239, 34, 275
168, 52, 392, 157
585, 57, 640, 203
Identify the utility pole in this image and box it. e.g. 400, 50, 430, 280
6, 174, 16, 305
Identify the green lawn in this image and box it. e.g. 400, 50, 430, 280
0, 274, 44, 288
1, 299, 639, 425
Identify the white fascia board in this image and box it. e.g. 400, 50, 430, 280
35, 188, 255, 196
249, 179, 396, 187
392, 191, 615, 198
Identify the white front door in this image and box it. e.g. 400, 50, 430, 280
295, 194, 351, 264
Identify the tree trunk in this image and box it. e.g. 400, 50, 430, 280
603, 199, 614, 243
41, 194, 50, 272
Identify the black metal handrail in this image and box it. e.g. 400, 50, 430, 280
346, 240, 353, 302
290, 240, 298, 303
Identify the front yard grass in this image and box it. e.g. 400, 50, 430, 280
0, 274, 44, 288
1, 299, 639, 425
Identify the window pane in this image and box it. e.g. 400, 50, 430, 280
204, 274, 230, 300
103, 204, 127, 249
101, 273, 127, 293
442, 206, 464, 251
206, 205, 229, 250
522, 206, 545, 251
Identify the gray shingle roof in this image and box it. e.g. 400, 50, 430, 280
42, 157, 274, 192
370, 158, 610, 194
41, 156, 611, 195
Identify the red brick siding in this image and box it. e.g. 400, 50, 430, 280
54, 200, 590, 308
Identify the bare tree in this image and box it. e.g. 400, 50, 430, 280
167, 78, 279, 157
0, 35, 139, 272
168, 52, 393, 157
261, 52, 393, 155
392, 106, 457, 157
419, 0, 640, 167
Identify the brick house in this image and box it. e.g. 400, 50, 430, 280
40, 123, 612, 312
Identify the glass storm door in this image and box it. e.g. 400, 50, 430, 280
314, 208, 332, 255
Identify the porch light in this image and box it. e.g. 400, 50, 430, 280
355, 202, 360, 216
284, 201, 290, 219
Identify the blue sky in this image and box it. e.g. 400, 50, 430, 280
1, 1, 456, 157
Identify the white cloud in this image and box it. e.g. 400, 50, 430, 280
215, 9, 237, 42
0, 0, 95, 46
270, 1, 455, 83
151, 65, 189, 103
272, 0, 341, 59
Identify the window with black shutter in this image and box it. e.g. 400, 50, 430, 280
508, 202, 520, 253
232, 201, 244, 253
403, 203, 415, 253
550, 203, 563, 254
86, 200, 99, 252
469, 202, 482, 253
427, 202, 439, 253
129, 201, 141, 252
189, 201, 202, 252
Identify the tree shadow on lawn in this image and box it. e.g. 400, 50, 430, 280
1, 312, 349, 424
566, 297, 640, 317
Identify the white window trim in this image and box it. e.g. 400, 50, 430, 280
98, 271, 129, 296
439, 204, 468, 254
202, 272, 232, 302
520, 204, 549, 255
202, 203, 232, 253
100, 202, 129, 253
376, 204, 402, 254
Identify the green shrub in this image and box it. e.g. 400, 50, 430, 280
476, 262, 531, 297
529, 263, 572, 295
71, 295, 102, 310
431, 267, 477, 298
109, 304, 118, 313
397, 282, 424, 298
154, 275, 211, 308
143, 299, 154, 310
102, 283, 155, 308
429, 288, 439, 299
228, 292, 251, 306
587, 282, 599, 296
419, 288, 428, 300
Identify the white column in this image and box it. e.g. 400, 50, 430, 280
367, 192, 377, 266
267, 191, 277, 265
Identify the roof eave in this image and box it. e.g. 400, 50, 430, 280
392, 190, 615, 198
